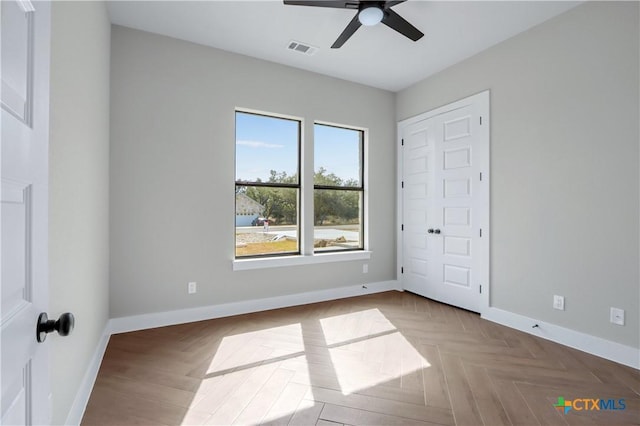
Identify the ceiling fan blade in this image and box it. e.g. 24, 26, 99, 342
331, 14, 362, 48
381, 8, 424, 41
384, 0, 406, 8
283, 1, 354, 9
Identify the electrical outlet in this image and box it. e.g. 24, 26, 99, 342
553, 295, 564, 310
610, 307, 625, 326
363, 264, 368, 274
188, 281, 197, 294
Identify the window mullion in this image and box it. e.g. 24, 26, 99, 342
301, 119, 315, 255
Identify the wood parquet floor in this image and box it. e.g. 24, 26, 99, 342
82, 291, 640, 426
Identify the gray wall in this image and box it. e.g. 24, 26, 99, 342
397, 1, 639, 348
109, 26, 396, 318
49, 1, 111, 424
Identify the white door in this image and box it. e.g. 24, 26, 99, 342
401, 118, 435, 296
400, 92, 489, 313
1, 1, 52, 424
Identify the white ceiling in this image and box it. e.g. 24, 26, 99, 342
107, 1, 581, 92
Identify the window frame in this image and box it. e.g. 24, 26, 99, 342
234, 109, 302, 259
313, 122, 365, 253
233, 111, 371, 270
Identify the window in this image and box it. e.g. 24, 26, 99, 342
235, 110, 367, 265
314, 123, 364, 252
235, 111, 300, 257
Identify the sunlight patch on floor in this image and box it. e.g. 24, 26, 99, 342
188, 322, 311, 421
319, 308, 397, 345
320, 309, 430, 396
203, 323, 303, 375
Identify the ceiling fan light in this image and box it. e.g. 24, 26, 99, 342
358, 6, 383, 26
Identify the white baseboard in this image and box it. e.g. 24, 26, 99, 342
482, 307, 640, 370
109, 280, 401, 334
64, 326, 111, 425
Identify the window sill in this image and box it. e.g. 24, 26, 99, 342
233, 250, 372, 271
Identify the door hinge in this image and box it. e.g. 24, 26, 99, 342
401, 224, 404, 231
401, 139, 404, 146
479, 228, 482, 237
401, 181, 404, 188
480, 172, 483, 181
480, 116, 483, 125
401, 267, 404, 274
479, 285, 482, 294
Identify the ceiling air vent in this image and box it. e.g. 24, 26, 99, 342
287, 40, 318, 56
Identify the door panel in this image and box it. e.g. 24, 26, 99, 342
443, 264, 470, 287
2, 181, 31, 319
443, 147, 471, 170
444, 236, 470, 257
2, 361, 31, 426
443, 114, 472, 141
401, 94, 489, 313
1, 0, 33, 124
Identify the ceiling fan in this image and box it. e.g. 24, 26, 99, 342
283, 1, 424, 48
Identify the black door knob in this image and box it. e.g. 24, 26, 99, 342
427, 229, 434, 233
36, 312, 75, 343
434, 229, 441, 234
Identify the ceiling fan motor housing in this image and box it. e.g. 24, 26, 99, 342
358, 5, 384, 26
283, 0, 424, 48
